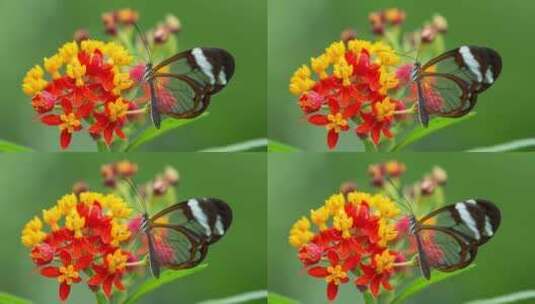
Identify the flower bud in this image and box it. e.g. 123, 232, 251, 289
385, 161, 406, 177
153, 25, 170, 44
340, 28, 357, 44
72, 181, 89, 196
73, 28, 90, 43
432, 14, 448, 33
117, 8, 139, 25
165, 14, 182, 33
163, 166, 180, 186
431, 166, 447, 185
339, 181, 358, 196
152, 176, 168, 196
31, 243, 54, 265
420, 177, 436, 195
116, 160, 138, 178
385, 8, 406, 25
101, 164, 117, 187
420, 24, 437, 44
102, 12, 118, 36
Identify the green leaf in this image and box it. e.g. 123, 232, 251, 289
390, 112, 476, 151
268, 140, 300, 152
390, 264, 475, 304
124, 113, 209, 151
201, 138, 268, 152
468, 138, 535, 152
0, 140, 33, 152
465, 290, 535, 304
268, 292, 299, 304
95, 292, 109, 304
122, 264, 207, 304
0, 292, 32, 304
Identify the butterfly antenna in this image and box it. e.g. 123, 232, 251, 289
124, 177, 148, 214
133, 22, 152, 63
384, 176, 415, 214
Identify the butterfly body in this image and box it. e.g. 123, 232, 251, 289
140, 198, 233, 279
411, 46, 502, 127
408, 199, 501, 279
143, 47, 235, 129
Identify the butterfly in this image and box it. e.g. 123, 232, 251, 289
138, 197, 233, 278
135, 24, 235, 129
407, 199, 501, 279
410, 45, 502, 127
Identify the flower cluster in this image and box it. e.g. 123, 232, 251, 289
289, 191, 403, 300
290, 9, 453, 150
21, 192, 134, 301
290, 39, 404, 149
289, 161, 457, 301
22, 40, 135, 149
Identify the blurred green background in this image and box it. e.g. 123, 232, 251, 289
268, 0, 534, 151
1, 0, 266, 151
268, 153, 534, 303
0, 153, 266, 303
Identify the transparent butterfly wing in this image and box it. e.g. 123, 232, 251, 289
151, 75, 210, 119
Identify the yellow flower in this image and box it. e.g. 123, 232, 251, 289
106, 249, 128, 273
80, 39, 106, 54
65, 210, 85, 239
375, 97, 396, 122
324, 193, 345, 215
378, 218, 398, 247
103, 42, 133, 66
56, 193, 78, 215
310, 54, 330, 79
79, 192, 105, 207
21, 216, 46, 247
112, 73, 133, 95
289, 65, 315, 95
310, 206, 330, 230
326, 265, 348, 285
66, 57, 86, 87
22, 65, 48, 96
107, 98, 130, 122
347, 39, 373, 56
371, 194, 400, 219
347, 191, 373, 206
333, 57, 353, 87
58, 264, 80, 285
289, 217, 314, 248
333, 209, 353, 239
104, 194, 132, 219
43, 55, 64, 79
325, 41, 346, 63
372, 41, 400, 66
58, 41, 79, 63
375, 250, 396, 273
42, 206, 62, 231
110, 220, 131, 246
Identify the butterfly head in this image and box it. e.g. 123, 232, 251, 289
142, 63, 154, 82
408, 215, 418, 235
140, 213, 151, 233
410, 62, 422, 81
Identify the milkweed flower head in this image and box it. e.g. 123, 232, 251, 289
22, 40, 135, 149
289, 160, 455, 301
290, 39, 404, 149
289, 8, 452, 150
21, 161, 186, 302
22, 9, 189, 151
21, 192, 134, 301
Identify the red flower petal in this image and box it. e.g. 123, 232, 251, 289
327, 250, 339, 265
103, 276, 114, 297
343, 254, 361, 271
41, 115, 62, 126
60, 130, 72, 150
370, 276, 381, 297
343, 102, 361, 118
327, 282, 339, 301
327, 129, 339, 150
76, 255, 93, 270
60, 98, 73, 114
59, 282, 71, 301
103, 127, 114, 145
371, 126, 381, 145
307, 266, 329, 277
308, 115, 329, 125
327, 98, 339, 114
40, 266, 60, 277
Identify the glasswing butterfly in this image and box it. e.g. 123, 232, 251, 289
135, 24, 235, 129
410, 45, 502, 127
389, 181, 501, 279
129, 181, 233, 278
